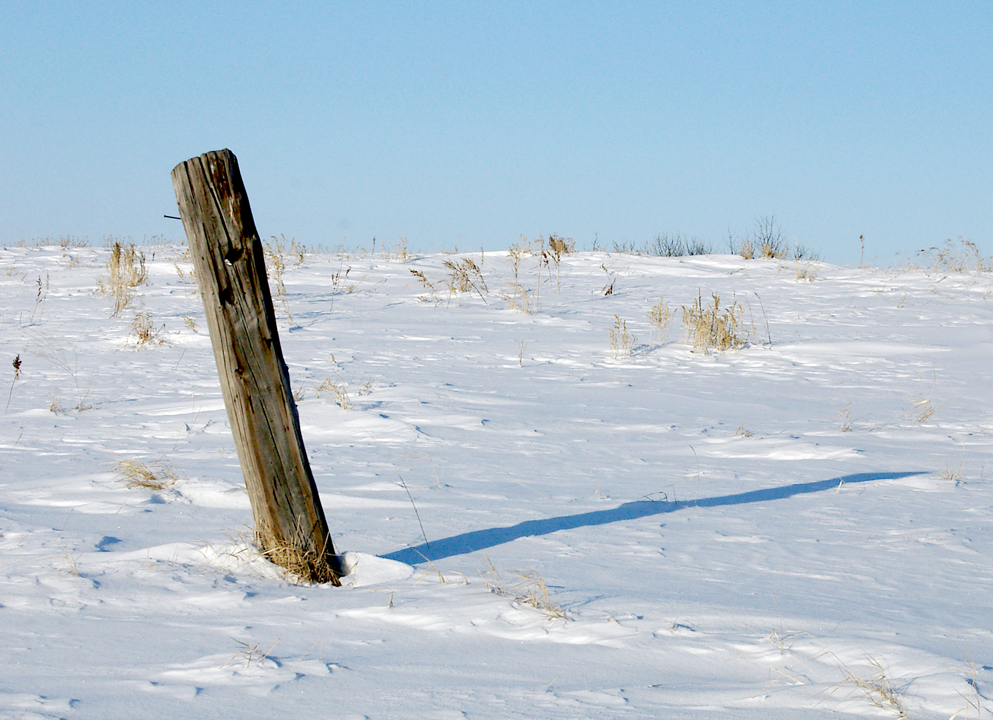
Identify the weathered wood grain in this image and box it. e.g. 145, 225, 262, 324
171, 149, 341, 584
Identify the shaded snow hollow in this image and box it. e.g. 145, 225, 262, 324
1, 243, 992, 719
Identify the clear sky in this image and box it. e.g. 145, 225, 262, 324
2, 2, 990, 264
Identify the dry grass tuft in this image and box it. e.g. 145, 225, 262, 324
737, 238, 756, 260
263, 235, 293, 323
909, 238, 990, 274
409, 268, 440, 304
909, 370, 944, 424
32, 273, 50, 322
329, 261, 353, 311
938, 459, 965, 485
500, 243, 538, 313
97, 241, 147, 317
254, 516, 342, 585
794, 262, 817, 282
837, 401, 854, 432
548, 234, 575, 257
221, 639, 280, 669
108, 241, 148, 285
288, 238, 308, 266
382, 237, 410, 262
541, 234, 574, 291
173, 260, 195, 285
950, 659, 985, 719
49, 392, 65, 415
530, 236, 558, 296
500, 281, 534, 314
600, 263, 616, 296
113, 458, 182, 490
131, 312, 162, 347
509, 568, 565, 618
409, 268, 434, 289
501, 288, 533, 313
443, 257, 489, 304
414, 556, 469, 586
35, 342, 91, 411
911, 397, 940, 423
681, 291, 748, 352
647, 296, 674, 342
57, 235, 90, 249
608, 315, 636, 359
482, 558, 566, 620
56, 552, 81, 576
315, 377, 351, 409
829, 655, 909, 718
499, 237, 568, 311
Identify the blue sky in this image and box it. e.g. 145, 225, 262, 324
2, 2, 990, 264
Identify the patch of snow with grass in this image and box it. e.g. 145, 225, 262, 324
1, 243, 992, 719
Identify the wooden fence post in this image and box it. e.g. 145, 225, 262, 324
171, 149, 342, 585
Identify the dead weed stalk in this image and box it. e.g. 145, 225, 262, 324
5, 355, 21, 413
263, 235, 294, 323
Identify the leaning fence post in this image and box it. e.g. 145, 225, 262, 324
171, 149, 342, 585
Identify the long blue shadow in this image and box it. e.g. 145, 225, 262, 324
381, 471, 923, 565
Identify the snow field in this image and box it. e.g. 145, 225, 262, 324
1, 241, 992, 718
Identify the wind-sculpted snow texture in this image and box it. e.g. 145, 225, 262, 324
1, 243, 991, 719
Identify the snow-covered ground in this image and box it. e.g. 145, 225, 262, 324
2, 241, 991, 719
